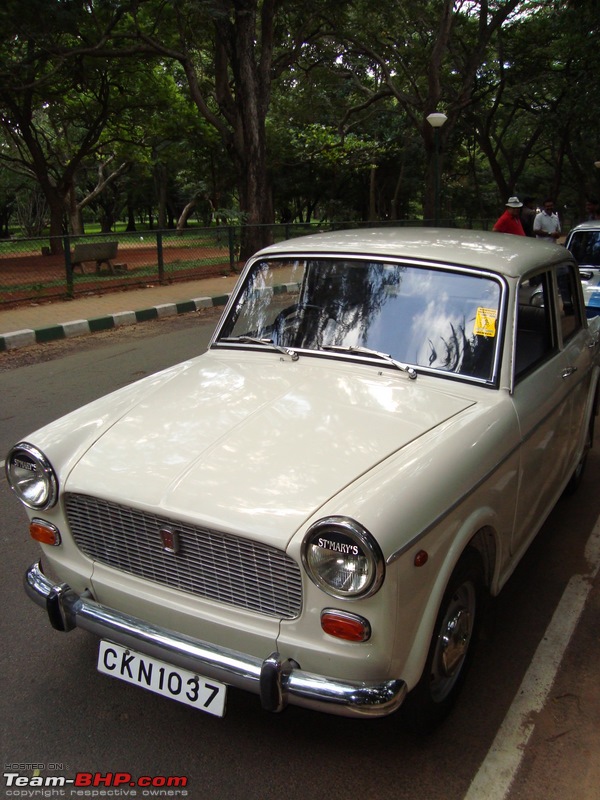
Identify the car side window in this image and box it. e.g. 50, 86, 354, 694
515, 273, 554, 378
568, 230, 600, 266
556, 263, 583, 342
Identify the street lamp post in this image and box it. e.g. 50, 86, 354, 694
427, 112, 448, 226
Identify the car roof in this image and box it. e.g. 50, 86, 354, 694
253, 227, 572, 278
567, 221, 600, 235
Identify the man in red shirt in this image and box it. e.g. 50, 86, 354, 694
493, 196, 525, 236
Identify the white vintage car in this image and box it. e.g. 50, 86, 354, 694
7, 228, 600, 733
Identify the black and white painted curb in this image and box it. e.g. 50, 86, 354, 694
0, 294, 232, 352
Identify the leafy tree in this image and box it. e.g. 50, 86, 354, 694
0, 1, 193, 248
120, 1, 319, 254
0, 2, 117, 248
546, 0, 600, 221
457, 0, 599, 225
327, 0, 550, 221
0, 0, 597, 243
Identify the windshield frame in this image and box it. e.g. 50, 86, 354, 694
211, 253, 508, 388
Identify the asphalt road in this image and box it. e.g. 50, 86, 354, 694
1, 311, 599, 800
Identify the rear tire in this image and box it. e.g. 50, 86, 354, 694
401, 549, 485, 735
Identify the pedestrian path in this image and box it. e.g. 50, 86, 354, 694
0, 275, 240, 351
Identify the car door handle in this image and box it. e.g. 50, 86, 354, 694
561, 366, 577, 379
587, 338, 599, 349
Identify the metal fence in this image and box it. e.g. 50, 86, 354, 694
0, 219, 493, 308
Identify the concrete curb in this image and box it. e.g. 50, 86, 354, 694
0, 294, 231, 352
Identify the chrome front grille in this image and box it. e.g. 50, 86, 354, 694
65, 493, 303, 619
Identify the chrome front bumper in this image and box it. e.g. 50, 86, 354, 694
25, 561, 406, 718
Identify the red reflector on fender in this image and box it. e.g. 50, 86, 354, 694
30, 521, 61, 546
321, 610, 371, 642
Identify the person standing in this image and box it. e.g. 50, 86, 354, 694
585, 197, 600, 220
521, 197, 537, 237
493, 196, 525, 236
534, 199, 561, 242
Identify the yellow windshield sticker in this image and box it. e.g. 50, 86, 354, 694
474, 307, 497, 337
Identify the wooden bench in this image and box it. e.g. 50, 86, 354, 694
71, 241, 126, 274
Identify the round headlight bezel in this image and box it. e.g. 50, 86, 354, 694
301, 516, 385, 599
5, 442, 58, 510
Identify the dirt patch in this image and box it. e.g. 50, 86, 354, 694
0, 244, 239, 307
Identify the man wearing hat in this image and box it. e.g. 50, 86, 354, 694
493, 196, 526, 236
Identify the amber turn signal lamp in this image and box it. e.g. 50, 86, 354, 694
414, 550, 429, 567
321, 610, 371, 642
29, 520, 61, 546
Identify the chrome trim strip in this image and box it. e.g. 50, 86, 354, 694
24, 561, 406, 718
385, 466, 501, 565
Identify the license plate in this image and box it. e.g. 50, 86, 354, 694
97, 641, 227, 717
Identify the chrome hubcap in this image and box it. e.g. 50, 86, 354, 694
430, 582, 476, 702
441, 608, 472, 676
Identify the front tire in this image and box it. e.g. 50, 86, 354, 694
401, 548, 485, 735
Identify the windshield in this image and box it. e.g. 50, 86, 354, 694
216, 257, 503, 383
567, 230, 600, 267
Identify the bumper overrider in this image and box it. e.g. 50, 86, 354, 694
25, 561, 406, 718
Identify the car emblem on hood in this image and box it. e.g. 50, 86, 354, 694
159, 527, 180, 554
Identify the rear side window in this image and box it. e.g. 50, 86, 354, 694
556, 263, 583, 342
515, 273, 554, 377
515, 262, 584, 379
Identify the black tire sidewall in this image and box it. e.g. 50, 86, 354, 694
401, 548, 485, 735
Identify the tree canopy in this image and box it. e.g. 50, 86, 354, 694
0, 0, 598, 254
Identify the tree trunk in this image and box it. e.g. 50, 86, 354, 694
154, 162, 168, 230
67, 183, 84, 236
125, 202, 137, 232
369, 166, 378, 221
423, 123, 446, 225
237, 143, 273, 259
391, 157, 406, 221
225, 2, 274, 260
176, 199, 197, 232
47, 191, 67, 254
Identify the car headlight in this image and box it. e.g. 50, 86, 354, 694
5, 442, 58, 510
301, 517, 385, 599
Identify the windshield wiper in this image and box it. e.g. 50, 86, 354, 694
322, 345, 417, 380
220, 336, 299, 362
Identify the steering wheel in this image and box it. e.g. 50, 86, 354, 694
273, 303, 323, 340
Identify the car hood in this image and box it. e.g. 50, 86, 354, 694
62, 351, 475, 548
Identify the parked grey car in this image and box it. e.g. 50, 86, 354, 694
566, 220, 600, 317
